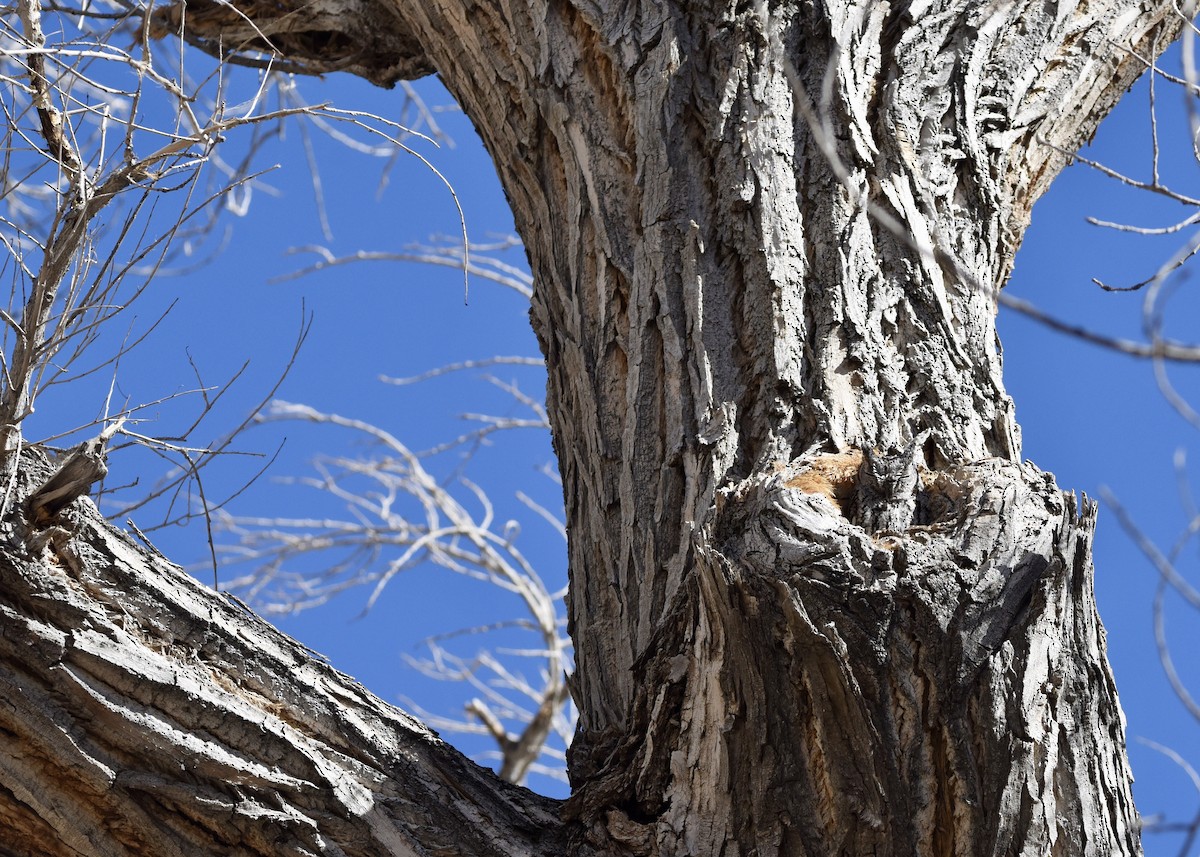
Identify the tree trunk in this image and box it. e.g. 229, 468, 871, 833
0, 1, 1185, 854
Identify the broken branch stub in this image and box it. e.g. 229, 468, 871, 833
27, 436, 111, 527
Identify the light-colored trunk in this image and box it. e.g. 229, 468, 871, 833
0, 1, 1185, 854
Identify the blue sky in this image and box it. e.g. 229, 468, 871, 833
22, 26, 1200, 850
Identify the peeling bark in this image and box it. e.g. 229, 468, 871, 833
2, 0, 1185, 854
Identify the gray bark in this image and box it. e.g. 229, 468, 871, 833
0, 450, 563, 856
0, 0, 1185, 854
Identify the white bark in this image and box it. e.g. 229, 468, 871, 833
0, 0, 1186, 854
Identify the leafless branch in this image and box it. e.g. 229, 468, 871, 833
274, 235, 533, 299
1135, 738, 1200, 856
220, 366, 570, 783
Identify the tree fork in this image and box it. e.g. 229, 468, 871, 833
0, 0, 1182, 853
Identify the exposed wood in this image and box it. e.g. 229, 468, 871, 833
27, 424, 124, 528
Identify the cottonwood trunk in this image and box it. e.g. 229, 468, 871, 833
0, 1, 1184, 855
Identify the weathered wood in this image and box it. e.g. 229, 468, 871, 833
0, 450, 567, 856
347, 3, 1171, 852
27, 436, 110, 527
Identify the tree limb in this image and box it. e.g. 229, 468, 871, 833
0, 448, 570, 855
149, 0, 435, 88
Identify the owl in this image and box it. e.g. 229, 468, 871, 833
856, 436, 922, 534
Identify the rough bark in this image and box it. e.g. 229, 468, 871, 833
0, 450, 564, 856
0, 0, 1186, 855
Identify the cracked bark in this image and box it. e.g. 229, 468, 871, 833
0, 0, 1185, 854
0, 449, 566, 856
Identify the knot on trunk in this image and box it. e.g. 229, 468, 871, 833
717, 461, 891, 588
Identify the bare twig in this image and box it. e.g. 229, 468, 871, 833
221, 366, 571, 783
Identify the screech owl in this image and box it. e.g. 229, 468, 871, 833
856, 434, 924, 534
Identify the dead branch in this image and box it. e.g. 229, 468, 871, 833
27, 417, 123, 525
